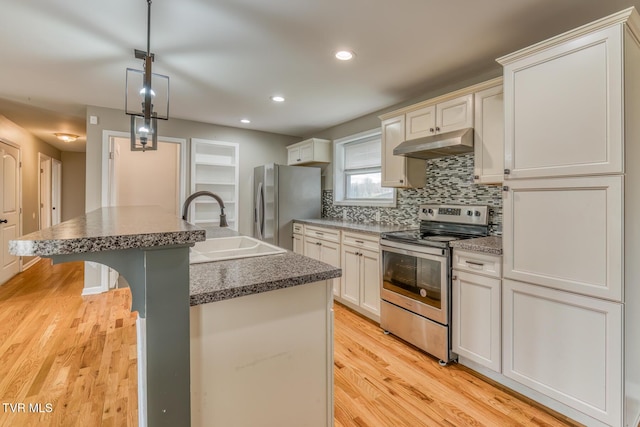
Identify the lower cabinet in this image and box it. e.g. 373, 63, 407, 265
303, 226, 341, 297
292, 223, 304, 255
502, 279, 623, 426
452, 249, 502, 373
340, 232, 381, 321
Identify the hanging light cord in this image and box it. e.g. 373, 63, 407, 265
146, 0, 152, 56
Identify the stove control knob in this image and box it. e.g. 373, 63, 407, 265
427, 208, 434, 215
421, 208, 428, 213
475, 210, 481, 217
466, 210, 473, 216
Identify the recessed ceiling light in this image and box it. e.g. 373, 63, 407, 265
240, 118, 251, 124
54, 133, 79, 142
270, 95, 285, 102
335, 50, 355, 61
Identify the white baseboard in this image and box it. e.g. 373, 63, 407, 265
21, 257, 41, 271
81, 285, 107, 296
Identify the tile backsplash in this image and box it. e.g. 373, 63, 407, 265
322, 153, 503, 235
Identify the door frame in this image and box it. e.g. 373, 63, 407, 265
101, 130, 187, 212
51, 158, 62, 225
0, 138, 23, 274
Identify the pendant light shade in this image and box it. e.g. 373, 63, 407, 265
125, 0, 169, 152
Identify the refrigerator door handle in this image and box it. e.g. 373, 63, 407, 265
256, 182, 264, 239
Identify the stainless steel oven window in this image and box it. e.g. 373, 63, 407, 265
382, 249, 443, 309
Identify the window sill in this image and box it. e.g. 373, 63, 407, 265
333, 199, 396, 208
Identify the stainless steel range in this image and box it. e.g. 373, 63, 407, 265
380, 204, 489, 364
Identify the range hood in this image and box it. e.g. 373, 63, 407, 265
393, 128, 474, 160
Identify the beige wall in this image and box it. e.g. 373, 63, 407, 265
0, 115, 61, 236
60, 151, 86, 222
85, 106, 300, 235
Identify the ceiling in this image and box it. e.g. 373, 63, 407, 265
1, 0, 639, 152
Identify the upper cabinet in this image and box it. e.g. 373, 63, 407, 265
287, 138, 331, 166
379, 78, 503, 188
473, 84, 504, 184
381, 115, 426, 188
405, 94, 473, 140
499, 25, 624, 179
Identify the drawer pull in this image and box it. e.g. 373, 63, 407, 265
466, 260, 485, 267
315, 232, 324, 235
355, 240, 364, 244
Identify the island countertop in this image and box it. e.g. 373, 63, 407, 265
9, 206, 206, 256
190, 226, 341, 305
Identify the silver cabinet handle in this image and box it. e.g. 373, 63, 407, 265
466, 260, 485, 266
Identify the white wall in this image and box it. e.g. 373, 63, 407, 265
85, 106, 300, 235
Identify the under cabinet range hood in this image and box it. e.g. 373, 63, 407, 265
393, 128, 474, 160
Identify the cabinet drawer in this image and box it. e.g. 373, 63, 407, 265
304, 225, 340, 243
292, 223, 304, 234
453, 250, 501, 278
342, 232, 379, 251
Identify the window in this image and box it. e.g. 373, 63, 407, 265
333, 129, 395, 207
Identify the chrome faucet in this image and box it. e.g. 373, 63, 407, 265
182, 191, 228, 227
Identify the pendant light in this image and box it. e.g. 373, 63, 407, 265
125, 0, 169, 151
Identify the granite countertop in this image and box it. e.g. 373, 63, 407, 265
294, 218, 415, 235
9, 206, 206, 256
449, 236, 502, 255
191, 225, 341, 305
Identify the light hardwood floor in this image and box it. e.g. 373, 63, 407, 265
0, 260, 581, 426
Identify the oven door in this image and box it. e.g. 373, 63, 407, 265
380, 242, 449, 325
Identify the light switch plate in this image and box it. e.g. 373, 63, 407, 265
89, 115, 98, 125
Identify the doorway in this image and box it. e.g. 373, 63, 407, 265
38, 154, 62, 229
0, 140, 21, 285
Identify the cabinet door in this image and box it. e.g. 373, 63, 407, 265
405, 105, 436, 140
319, 240, 341, 297
381, 116, 407, 187
341, 246, 361, 306
292, 234, 304, 255
503, 279, 622, 426
287, 146, 301, 165
452, 271, 501, 372
303, 236, 321, 260
503, 25, 623, 178
474, 86, 504, 184
503, 176, 622, 301
436, 94, 473, 133
359, 248, 381, 318
298, 141, 314, 163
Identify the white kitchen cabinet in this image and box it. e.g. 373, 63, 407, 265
381, 115, 426, 188
473, 84, 504, 184
304, 226, 341, 297
500, 25, 624, 179
502, 175, 623, 301
452, 250, 502, 373
405, 95, 473, 140
190, 139, 239, 230
339, 232, 381, 321
292, 222, 304, 255
503, 279, 622, 426
287, 138, 331, 166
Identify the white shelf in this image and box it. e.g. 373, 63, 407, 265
191, 138, 240, 231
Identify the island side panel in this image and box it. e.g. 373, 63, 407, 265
190, 280, 334, 427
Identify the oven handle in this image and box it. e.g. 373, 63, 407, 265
381, 244, 445, 260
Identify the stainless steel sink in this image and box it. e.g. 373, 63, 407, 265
189, 236, 286, 264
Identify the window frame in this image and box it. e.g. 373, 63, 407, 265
333, 129, 396, 208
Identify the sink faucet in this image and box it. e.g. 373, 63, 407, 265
182, 191, 228, 227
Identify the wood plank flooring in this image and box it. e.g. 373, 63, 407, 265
0, 260, 582, 426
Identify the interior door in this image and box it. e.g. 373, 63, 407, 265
39, 155, 52, 229
51, 159, 62, 225
0, 141, 20, 285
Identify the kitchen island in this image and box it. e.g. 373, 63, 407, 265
9, 207, 341, 427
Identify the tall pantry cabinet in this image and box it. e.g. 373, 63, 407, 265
497, 8, 640, 427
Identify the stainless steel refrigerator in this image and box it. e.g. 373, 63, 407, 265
254, 164, 321, 250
